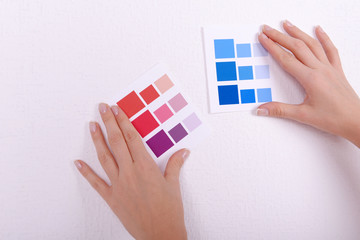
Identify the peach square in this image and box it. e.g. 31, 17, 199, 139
154, 74, 174, 94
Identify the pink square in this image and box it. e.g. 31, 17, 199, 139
154, 104, 174, 123
168, 93, 188, 113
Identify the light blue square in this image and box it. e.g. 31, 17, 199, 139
218, 85, 239, 105
238, 66, 253, 80
236, 43, 252, 58
255, 65, 270, 79
214, 39, 235, 59
253, 43, 268, 57
240, 89, 256, 104
216, 62, 237, 81
257, 88, 272, 102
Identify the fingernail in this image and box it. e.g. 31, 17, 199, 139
256, 108, 269, 116
89, 122, 97, 133
262, 24, 272, 32
74, 160, 82, 170
111, 106, 119, 116
259, 32, 268, 40
317, 25, 324, 33
182, 149, 190, 160
99, 103, 107, 114
284, 20, 293, 27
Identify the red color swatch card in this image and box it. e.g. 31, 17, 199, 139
113, 64, 209, 172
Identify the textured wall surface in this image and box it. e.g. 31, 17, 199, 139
1, 0, 360, 239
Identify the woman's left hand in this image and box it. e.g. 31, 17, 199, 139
75, 103, 189, 240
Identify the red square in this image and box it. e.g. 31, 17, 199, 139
117, 91, 145, 118
131, 110, 159, 138
140, 85, 160, 104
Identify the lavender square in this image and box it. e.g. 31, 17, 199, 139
255, 65, 270, 79
183, 113, 202, 132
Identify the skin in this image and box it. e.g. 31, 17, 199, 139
75, 104, 188, 240
75, 21, 360, 239
257, 20, 360, 148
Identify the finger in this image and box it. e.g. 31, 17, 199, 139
74, 160, 111, 201
98, 103, 133, 169
256, 102, 306, 123
89, 121, 119, 182
282, 20, 329, 64
114, 107, 152, 162
315, 26, 343, 71
164, 149, 190, 185
258, 32, 311, 89
262, 24, 320, 68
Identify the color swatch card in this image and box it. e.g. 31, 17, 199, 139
114, 64, 208, 170
203, 25, 276, 113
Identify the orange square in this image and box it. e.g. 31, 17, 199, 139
139, 85, 160, 104
117, 91, 145, 118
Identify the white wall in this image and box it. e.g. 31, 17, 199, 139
1, 0, 360, 239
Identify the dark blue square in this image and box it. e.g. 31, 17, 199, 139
218, 85, 239, 105
216, 62, 237, 81
214, 39, 235, 59
238, 66, 253, 80
240, 89, 256, 104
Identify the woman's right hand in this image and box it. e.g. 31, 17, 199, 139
257, 20, 360, 148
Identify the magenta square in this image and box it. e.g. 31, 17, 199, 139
168, 123, 188, 143
183, 113, 202, 132
168, 93, 188, 113
154, 104, 173, 123
146, 130, 174, 157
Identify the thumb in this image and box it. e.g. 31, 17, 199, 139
164, 148, 190, 184
257, 102, 302, 121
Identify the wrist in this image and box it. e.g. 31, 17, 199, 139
341, 103, 360, 148
147, 220, 187, 240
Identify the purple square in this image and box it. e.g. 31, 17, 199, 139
183, 113, 202, 132
168, 93, 188, 112
168, 124, 188, 143
146, 130, 174, 157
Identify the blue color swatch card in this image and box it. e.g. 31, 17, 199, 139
203, 26, 276, 113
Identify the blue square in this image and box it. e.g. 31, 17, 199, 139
257, 88, 272, 103
238, 66, 253, 80
253, 43, 268, 57
214, 39, 235, 59
218, 85, 239, 105
216, 62, 237, 81
255, 65, 270, 79
236, 43, 252, 58
240, 89, 256, 104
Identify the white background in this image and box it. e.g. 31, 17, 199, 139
1, 0, 360, 239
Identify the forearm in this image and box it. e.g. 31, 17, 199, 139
341, 103, 360, 148
345, 123, 360, 148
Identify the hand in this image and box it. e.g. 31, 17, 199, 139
75, 103, 189, 240
257, 20, 360, 148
